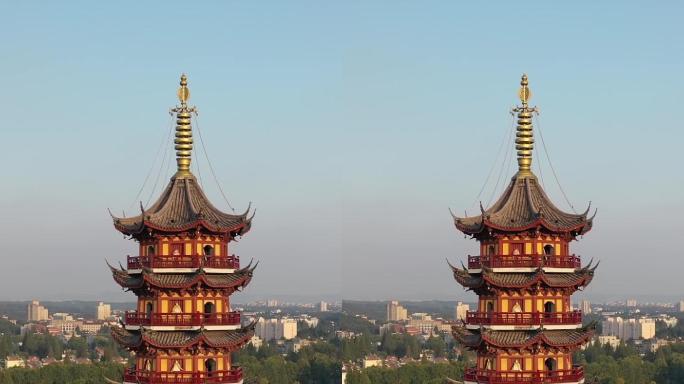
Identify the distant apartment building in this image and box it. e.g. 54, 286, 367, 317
678, 300, 684, 312
626, 299, 637, 307
387, 301, 408, 322
255, 317, 298, 341
602, 316, 656, 340
96, 302, 112, 320
581, 300, 592, 314
27, 300, 49, 322
249, 335, 263, 349
80, 321, 103, 334
320, 301, 328, 312
455, 301, 469, 321
266, 300, 279, 307
362, 354, 382, 368
2, 356, 25, 369
658, 315, 678, 328
49, 318, 83, 334
596, 335, 620, 349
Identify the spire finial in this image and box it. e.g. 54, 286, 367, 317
512, 73, 538, 177
177, 73, 190, 104
171, 74, 197, 178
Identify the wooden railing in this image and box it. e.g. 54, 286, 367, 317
125, 311, 241, 327
124, 367, 243, 383
466, 311, 582, 326
468, 254, 581, 269
127, 255, 240, 270
463, 366, 584, 383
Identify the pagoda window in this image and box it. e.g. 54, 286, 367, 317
544, 357, 556, 372
486, 302, 494, 313
511, 243, 523, 255
204, 302, 215, 315
171, 360, 183, 372
145, 303, 153, 318
203, 245, 214, 256
512, 301, 522, 313
544, 301, 555, 314
171, 244, 183, 256
205, 358, 217, 376
144, 359, 153, 371
511, 359, 522, 371
171, 299, 183, 314
484, 358, 494, 370
543, 244, 554, 256
147, 245, 156, 256
487, 245, 496, 255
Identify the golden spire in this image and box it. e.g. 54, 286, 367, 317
171, 74, 197, 178
512, 74, 538, 177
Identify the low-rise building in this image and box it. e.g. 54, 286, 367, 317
3, 356, 26, 369
362, 354, 382, 368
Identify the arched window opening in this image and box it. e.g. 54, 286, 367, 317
544, 244, 554, 256
203, 245, 214, 256
544, 358, 556, 371
512, 301, 522, 313
544, 301, 555, 314
484, 358, 493, 370
204, 302, 215, 315
172, 302, 183, 314
512, 359, 522, 371
144, 359, 153, 371
147, 245, 156, 256
205, 358, 216, 377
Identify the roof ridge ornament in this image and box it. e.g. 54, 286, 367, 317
170, 74, 198, 179
511, 74, 539, 178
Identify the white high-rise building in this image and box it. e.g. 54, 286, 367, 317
27, 300, 49, 322
387, 301, 408, 321
581, 300, 591, 314
96, 302, 112, 320
455, 301, 470, 321
320, 301, 328, 312
678, 300, 684, 312
602, 316, 656, 340
255, 317, 298, 341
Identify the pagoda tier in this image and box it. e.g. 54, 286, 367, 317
450, 262, 598, 294
453, 326, 595, 353
112, 175, 253, 237
111, 326, 255, 352
449, 75, 597, 384
453, 175, 594, 238
109, 263, 256, 293
108, 75, 255, 384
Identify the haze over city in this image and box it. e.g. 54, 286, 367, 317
1, 1, 683, 304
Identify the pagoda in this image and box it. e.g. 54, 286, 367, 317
108, 75, 256, 384
450, 75, 597, 384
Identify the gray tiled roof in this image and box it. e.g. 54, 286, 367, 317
109, 261, 256, 290
453, 325, 595, 349
450, 261, 598, 290
111, 324, 255, 349
112, 175, 253, 235
453, 174, 593, 235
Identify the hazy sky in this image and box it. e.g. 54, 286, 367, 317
1, 1, 683, 303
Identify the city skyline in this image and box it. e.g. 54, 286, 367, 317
1, 1, 683, 302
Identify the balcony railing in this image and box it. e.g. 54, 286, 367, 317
124, 367, 243, 384
464, 366, 584, 383
466, 311, 582, 326
468, 254, 581, 269
127, 255, 240, 270
125, 311, 241, 327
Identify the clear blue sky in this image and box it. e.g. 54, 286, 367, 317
1, 1, 682, 303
